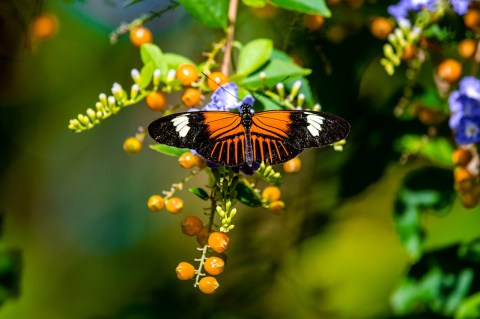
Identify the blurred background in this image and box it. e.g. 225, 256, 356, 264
1, 0, 480, 318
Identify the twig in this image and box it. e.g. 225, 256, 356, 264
222, 0, 239, 75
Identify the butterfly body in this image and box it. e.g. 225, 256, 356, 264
148, 96, 350, 168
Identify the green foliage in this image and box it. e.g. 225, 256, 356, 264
178, 0, 228, 30
149, 144, 190, 157
189, 187, 209, 200
394, 167, 455, 261
270, 0, 331, 16
140, 44, 168, 82
396, 135, 454, 167
235, 182, 262, 207
237, 38, 273, 77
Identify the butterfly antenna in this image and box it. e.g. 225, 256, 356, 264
202, 72, 242, 102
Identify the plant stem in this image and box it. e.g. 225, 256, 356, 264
222, 0, 238, 75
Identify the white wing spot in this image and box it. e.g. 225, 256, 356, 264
306, 114, 324, 136
171, 115, 190, 138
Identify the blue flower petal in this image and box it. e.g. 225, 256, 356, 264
451, 0, 472, 15
203, 82, 242, 112
455, 116, 480, 145
459, 76, 480, 101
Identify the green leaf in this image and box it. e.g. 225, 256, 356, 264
235, 183, 262, 207
456, 292, 480, 319
285, 77, 314, 106
162, 53, 195, 71
149, 144, 190, 157
242, 0, 267, 7
270, 0, 331, 16
189, 187, 209, 200
255, 95, 282, 111
241, 58, 311, 90
237, 38, 273, 76
140, 44, 168, 81
178, 0, 228, 29
139, 62, 154, 89
396, 135, 454, 167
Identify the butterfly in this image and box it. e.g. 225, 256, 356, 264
148, 95, 350, 169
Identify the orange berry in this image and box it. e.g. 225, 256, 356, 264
304, 14, 325, 31
458, 39, 477, 59
283, 157, 302, 173
165, 197, 184, 214
262, 186, 281, 202
176, 64, 199, 86
123, 137, 142, 155
129, 26, 153, 47
31, 13, 58, 40
402, 45, 417, 60
193, 155, 207, 168
178, 152, 197, 169
250, 4, 278, 19
207, 72, 229, 91
464, 8, 480, 30
198, 276, 219, 294
460, 191, 479, 209
208, 232, 230, 253
181, 88, 202, 108
369, 17, 393, 40
196, 226, 210, 246
181, 215, 204, 236
146, 91, 167, 111
454, 167, 474, 192
176, 262, 195, 280
147, 195, 165, 212
269, 200, 285, 216
204, 256, 225, 276
437, 59, 462, 83
452, 148, 473, 167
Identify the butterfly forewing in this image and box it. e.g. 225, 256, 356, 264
148, 109, 350, 167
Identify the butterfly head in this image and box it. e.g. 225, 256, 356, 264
240, 95, 255, 115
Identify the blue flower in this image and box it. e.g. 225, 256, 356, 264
388, 0, 472, 20
451, 0, 473, 15
449, 76, 480, 144
454, 116, 480, 144
202, 82, 242, 111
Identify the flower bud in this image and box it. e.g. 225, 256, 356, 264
130, 84, 139, 100
131, 68, 140, 84
276, 83, 285, 98
313, 103, 321, 111
108, 96, 116, 108
99, 93, 108, 106
86, 108, 96, 121
167, 69, 176, 82
297, 93, 305, 107
153, 69, 161, 87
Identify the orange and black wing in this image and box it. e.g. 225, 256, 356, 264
249, 110, 350, 165
148, 111, 248, 166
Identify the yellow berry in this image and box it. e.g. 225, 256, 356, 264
208, 232, 230, 253
458, 39, 477, 59
146, 91, 167, 111
262, 186, 281, 202
31, 13, 58, 40
123, 137, 142, 155
464, 8, 480, 31
304, 14, 325, 31
129, 26, 153, 47
452, 148, 473, 167
196, 226, 210, 246
147, 195, 165, 212
207, 72, 229, 91
181, 88, 202, 108
369, 17, 393, 40
181, 215, 204, 236
176, 64, 199, 86
204, 257, 225, 276
176, 262, 195, 280
269, 200, 285, 215
198, 276, 219, 294
166, 197, 184, 214
437, 59, 462, 83
178, 152, 197, 169
283, 157, 302, 173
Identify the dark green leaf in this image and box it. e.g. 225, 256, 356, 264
139, 62, 154, 89
149, 144, 190, 157
178, 0, 228, 29
235, 183, 262, 207
189, 187, 209, 200
237, 38, 273, 76
255, 95, 282, 111
270, 0, 331, 16
241, 58, 311, 90
140, 44, 168, 81
456, 292, 480, 319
